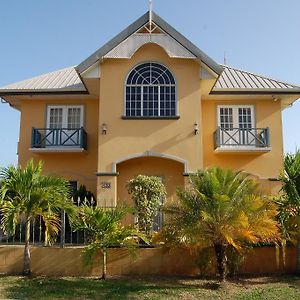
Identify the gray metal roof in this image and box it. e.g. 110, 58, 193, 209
104, 33, 196, 59
0, 67, 87, 95
76, 11, 223, 75
212, 65, 300, 94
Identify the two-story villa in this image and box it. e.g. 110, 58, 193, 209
1, 11, 300, 219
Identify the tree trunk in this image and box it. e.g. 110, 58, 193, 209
101, 249, 107, 280
60, 209, 65, 248
297, 216, 300, 274
23, 218, 31, 276
214, 243, 227, 281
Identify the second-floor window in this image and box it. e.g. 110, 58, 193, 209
125, 62, 176, 118
217, 105, 256, 146
218, 105, 254, 130
47, 105, 84, 129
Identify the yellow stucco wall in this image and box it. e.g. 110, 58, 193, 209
202, 98, 284, 179
18, 98, 99, 195
0, 246, 295, 276
98, 43, 202, 173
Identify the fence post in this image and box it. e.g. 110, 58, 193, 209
60, 209, 65, 248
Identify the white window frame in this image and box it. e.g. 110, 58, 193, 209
124, 62, 178, 118
217, 105, 255, 129
46, 105, 84, 129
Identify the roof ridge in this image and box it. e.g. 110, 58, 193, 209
221, 64, 300, 89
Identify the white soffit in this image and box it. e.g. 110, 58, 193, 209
81, 62, 100, 79
104, 33, 196, 59
200, 65, 216, 79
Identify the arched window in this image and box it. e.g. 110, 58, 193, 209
125, 62, 176, 117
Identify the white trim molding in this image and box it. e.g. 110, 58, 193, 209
112, 151, 189, 173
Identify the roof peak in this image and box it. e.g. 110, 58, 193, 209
76, 11, 223, 75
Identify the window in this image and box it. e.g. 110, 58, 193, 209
217, 105, 255, 146
45, 105, 84, 147
47, 105, 83, 129
218, 105, 254, 130
125, 62, 176, 117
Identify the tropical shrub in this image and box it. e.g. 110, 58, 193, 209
127, 175, 166, 235
0, 160, 73, 275
72, 205, 148, 279
278, 150, 300, 272
159, 167, 279, 281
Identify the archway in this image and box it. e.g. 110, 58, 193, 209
116, 155, 185, 225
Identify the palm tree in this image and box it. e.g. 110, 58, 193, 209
0, 160, 73, 275
72, 205, 148, 279
161, 167, 279, 281
279, 150, 300, 273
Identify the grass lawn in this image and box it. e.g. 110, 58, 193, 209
0, 275, 299, 299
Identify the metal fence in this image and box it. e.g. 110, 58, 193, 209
0, 200, 163, 246
0, 197, 97, 246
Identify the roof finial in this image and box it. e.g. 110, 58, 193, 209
149, 0, 153, 24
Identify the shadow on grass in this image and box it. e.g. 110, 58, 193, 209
231, 274, 300, 287
3, 275, 299, 299
2, 275, 224, 300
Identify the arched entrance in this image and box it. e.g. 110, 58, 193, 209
116, 155, 185, 225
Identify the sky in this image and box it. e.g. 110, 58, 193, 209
0, 0, 299, 167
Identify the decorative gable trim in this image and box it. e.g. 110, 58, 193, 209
76, 11, 223, 75
104, 33, 196, 59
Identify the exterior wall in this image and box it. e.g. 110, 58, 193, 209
202, 98, 284, 179
97, 43, 202, 204
0, 246, 295, 276
18, 98, 99, 195
15, 47, 286, 202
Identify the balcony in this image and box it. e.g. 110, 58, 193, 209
31, 127, 87, 152
214, 127, 271, 153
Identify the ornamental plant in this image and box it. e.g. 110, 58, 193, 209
0, 160, 73, 275
126, 175, 166, 235
72, 205, 148, 279
278, 150, 300, 273
159, 167, 279, 281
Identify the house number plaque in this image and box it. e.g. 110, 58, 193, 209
101, 182, 111, 189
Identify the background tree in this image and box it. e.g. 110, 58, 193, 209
72, 205, 148, 279
127, 175, 166, 235
159, 167, 279, 281
0, 160, 73, 275
278, 150, 300, 273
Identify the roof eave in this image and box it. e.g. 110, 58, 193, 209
0, 89, 89, 96
76, 12, 149, 74
210, 89, 300, 95
152, 12, 223, 75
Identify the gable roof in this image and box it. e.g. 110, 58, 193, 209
76, 11, 223, 75
1, 11, 300, 98
0, 67, 87, 96
212, 65, 300, 94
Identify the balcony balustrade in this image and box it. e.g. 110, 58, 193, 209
214, 127, 270, 150
31, 127, 87, 150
